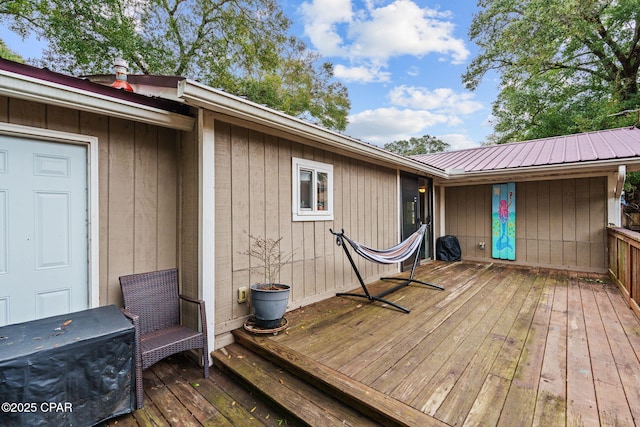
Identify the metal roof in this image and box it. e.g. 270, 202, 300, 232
412, 127, 640, 173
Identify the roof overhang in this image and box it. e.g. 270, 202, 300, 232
434, 157, 640, 186
0, 68, 194, 131
177, 80, 447, 178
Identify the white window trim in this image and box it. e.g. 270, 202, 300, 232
292, 157, 334, 221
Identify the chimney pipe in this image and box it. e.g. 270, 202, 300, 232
110, 58, 134, 92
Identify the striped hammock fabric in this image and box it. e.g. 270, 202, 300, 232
341, 224, 427, 264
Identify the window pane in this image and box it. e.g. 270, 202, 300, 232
299, 169, 313, 210
317, 172, 327, 211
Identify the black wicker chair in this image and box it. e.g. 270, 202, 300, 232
119, 268, 209, 409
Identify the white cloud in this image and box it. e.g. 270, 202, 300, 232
299, 0, 353, 56
299, 0, 469, 64
482, 113, 496, 128
439, 133, 482, 151
346, 107, 451, 145
334, 64, 391, 82
389, 85, 483, 114
406, 66, 420, 77
344, 85, 485, 147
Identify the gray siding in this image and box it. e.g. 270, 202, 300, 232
213, 118, 399, 335
444, 177, 607, 272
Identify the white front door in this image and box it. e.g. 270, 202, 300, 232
0, 135, 88, 326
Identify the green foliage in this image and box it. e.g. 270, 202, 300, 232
2, 0, 350, 130
384, 135, 450, 156
237, 46, 350, 130
465, 0, 640, 144
0, 39, 23, 62
624, 172, 640, 201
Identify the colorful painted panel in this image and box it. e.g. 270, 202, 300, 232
492, 183, 516, 260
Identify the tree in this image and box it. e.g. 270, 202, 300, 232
384, 135, 450, 156
1, 0, 350, 130
465, 0, 640, 144
0, 39, 23, 62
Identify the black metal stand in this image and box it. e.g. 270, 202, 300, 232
330, 228, 444, 313
380, 237, 444, 291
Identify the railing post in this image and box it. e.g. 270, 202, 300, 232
608, 227, 640, 320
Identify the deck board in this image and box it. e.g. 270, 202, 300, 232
594, 281, 640, 423
152, 360, 240, 426
533, 271, 567, 427
352, 263, 503, 387
142, 367, 202, 426
433, 267, 536, 424
581, 280, 635, 426
287, 261, 462, 364
566, 273, 601, 427
325, 264, 474, 378
402, 266, 523, 413
496, 270, 551, 427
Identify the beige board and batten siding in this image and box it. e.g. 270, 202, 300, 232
0, 95, 183, 308
444, 177, 607, 272
213, 118, 399, 336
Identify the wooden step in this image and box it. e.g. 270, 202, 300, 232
228, 328, 448, 427
212, 342, 380, 426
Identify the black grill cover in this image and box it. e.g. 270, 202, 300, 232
0, 305, 135, 426
436, 235, 461, 261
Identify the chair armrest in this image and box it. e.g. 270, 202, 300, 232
120, 307, 142, 363
178, 295, 207, 337
179, 294, 204, 305
120, 307, 139, 324
120, 308, 141, 344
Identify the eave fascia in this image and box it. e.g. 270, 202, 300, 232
434, 157, 640, 186
178, 80, 447, 178
0, 69, 194, 131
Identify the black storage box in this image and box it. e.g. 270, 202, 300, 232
0, 305, 135, 426
436, 235, 461, 261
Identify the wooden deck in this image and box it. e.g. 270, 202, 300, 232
101, 356, 294, 426
104, 261, 640, 426
268, 261, 640, 426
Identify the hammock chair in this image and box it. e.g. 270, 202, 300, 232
330, 223, 443, 313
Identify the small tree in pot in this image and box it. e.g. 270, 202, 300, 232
244, 234, 293, 328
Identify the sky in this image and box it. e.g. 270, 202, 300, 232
1, 0, 497, 151
281, 0, 497, 150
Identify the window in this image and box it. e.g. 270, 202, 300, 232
292, 157, 333, 221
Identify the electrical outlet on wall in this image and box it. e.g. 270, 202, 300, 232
238, 286, 248, 303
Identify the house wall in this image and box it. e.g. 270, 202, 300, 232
212, 118, 399, 337
443, 177, 607, 272
0, 95, 183, 307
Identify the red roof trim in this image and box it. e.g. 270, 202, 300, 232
0, 58, 190, 116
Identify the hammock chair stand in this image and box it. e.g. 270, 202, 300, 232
331, 224, 443, 313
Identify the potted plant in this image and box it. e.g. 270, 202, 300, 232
244, 234, 293, 328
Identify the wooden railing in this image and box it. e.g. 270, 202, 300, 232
608, 227, 640, 319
